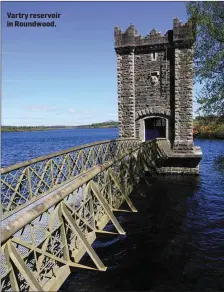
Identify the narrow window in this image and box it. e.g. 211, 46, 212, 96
151, 51, 157, 61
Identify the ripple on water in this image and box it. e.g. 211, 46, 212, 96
1, 132, 224, 291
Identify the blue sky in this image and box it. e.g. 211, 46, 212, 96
2, 1, 197, 126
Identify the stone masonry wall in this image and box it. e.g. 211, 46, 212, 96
134, 51, 170, 113
173, 47, 194, 153
134, 50, 171, 139
117, 50, 135, 138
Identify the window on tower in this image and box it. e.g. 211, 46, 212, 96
151, 51, 157, 61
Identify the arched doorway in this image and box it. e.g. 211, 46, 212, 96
145, 117, 167, 141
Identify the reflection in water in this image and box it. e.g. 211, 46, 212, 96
1, 130, 223, 292
213, 155, 224, 174
59, 139, 224, 292
60, 173, 223, 292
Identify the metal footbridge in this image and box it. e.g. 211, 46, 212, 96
1, 138, 173, 291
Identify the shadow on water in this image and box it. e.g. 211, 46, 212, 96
213, 155, 224, 175
2, 132, 223, 292
59, 174, 224, 292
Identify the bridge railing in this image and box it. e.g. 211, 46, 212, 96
1, 138, 140, 218
1, 138, 172, 292
1, 140, 148, 292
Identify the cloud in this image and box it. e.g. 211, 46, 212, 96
7, 106, 118, 126
23, 106, 101, 116
107, 112, 118, 118
24, 106, 58, 112
68, 108, 105, 115
68, 108, 75, 113
68, 108, 92, 115
3, 117, 43, 120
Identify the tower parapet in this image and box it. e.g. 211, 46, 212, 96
114, 18, 194, 48
173, 17, 194, 41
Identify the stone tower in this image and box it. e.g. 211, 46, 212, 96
114, 18, 196, 153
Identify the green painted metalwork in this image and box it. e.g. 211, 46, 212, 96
1, 138, 140, 218
1, 138, 167, 292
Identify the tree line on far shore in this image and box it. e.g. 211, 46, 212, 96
1, 121, 119, 132
2, 117, 224, 139
194, 115, 224, 139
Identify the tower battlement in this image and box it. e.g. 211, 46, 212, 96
114, 18, 194, 48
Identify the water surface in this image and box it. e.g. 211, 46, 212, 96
1, 129, 224, 291
1, 128, 118, 167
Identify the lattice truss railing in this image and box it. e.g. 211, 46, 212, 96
1, 144, 150, 292
1, 139, 140, 218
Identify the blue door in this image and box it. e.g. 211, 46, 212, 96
145, 118, 166, 141
145, 128, 160, 140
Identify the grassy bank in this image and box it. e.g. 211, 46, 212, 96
2, 126, 73, 132
193, 116, 224, 139
2, 117, 223, 139
1, 121, 119, 132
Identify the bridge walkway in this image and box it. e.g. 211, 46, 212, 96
1, 138, 177, 291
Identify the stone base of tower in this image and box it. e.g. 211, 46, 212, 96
147, 139, 202, 175
172, 140, 195, 153
156, 148, 202, 175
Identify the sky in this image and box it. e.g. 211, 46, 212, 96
2, 1, 197, 126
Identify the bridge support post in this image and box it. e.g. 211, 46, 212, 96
6, 241, 44, 291
108, 169, 138, 212
90, 181, 126, 235
61, 203, 107, 272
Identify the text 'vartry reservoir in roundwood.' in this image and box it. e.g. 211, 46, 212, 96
6, 12, 62, 27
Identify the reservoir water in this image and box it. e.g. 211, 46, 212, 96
1, 128, 224, 291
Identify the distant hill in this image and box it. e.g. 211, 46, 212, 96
75, 121, 118, 128
1, 121, 119, 132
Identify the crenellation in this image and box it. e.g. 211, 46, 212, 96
115, 18, 195, 49
173, 17, 195, 42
